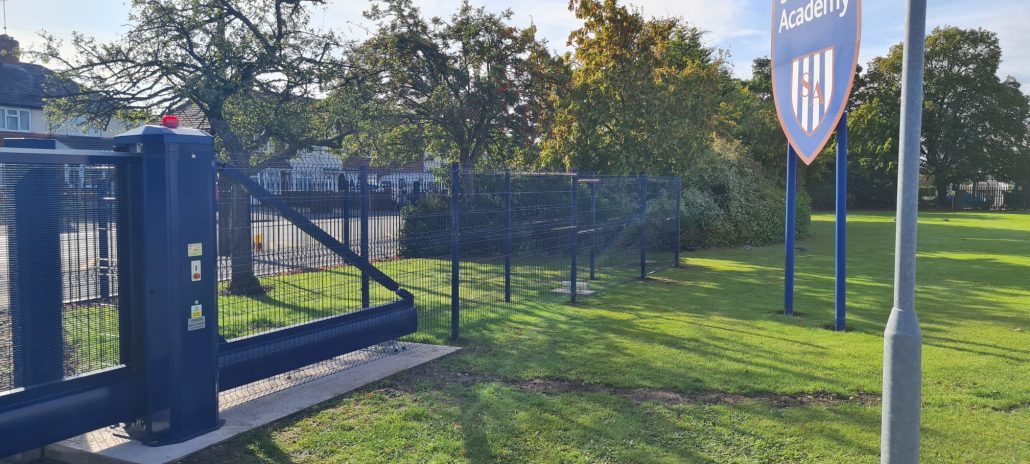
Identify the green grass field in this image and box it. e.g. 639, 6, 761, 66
187, 211, 1029, 463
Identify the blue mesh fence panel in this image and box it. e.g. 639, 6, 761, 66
212, 156, 680, 403
0, 163, 123, 394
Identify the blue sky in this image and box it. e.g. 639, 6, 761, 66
5, 0, 1030, 85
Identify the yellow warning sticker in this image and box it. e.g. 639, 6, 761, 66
191, 304, 203, 319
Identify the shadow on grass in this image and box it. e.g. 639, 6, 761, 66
188, 212, 1027, 462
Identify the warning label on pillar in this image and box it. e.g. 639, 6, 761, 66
188, 316, 206, 331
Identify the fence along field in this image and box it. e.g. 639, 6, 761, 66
0, 157, 679, 403
216, 161, 680, 348
0, 115, 683, 458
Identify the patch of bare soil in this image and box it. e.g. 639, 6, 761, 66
405, 364, 880, 408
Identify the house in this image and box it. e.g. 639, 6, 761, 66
172, 103, 444, 203
0, 34, 129, 151
247, 151, 443, 207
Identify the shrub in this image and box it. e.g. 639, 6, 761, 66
680, 152, 811, 249
397, 196, 452, 258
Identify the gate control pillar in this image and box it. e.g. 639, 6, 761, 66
113, 117, 220, 445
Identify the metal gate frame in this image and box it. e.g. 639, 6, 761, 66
0, 146, 145, 457
0, 123, 418, 457
0, 123, 222, 454
215, 166, 417, 391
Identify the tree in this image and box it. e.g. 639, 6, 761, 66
852, 27, 1030, 205
539, 0, 732, 175
36, 0, 348, 293
734, 58, 790, 179
341, 0, 564, 170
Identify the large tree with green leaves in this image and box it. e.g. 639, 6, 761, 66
733, 58, 792, 179
539, 0, 732, 175
36, 0, 348, 293
853, 27, 1029, 204
340, 0, 564, 170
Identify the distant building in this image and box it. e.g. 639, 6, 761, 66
0, 34, 129, 151
172, 103, 444, 202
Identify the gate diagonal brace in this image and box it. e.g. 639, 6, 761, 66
217, 164, 412, 301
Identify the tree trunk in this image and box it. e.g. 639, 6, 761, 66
936, 179, 952, 208
459, 146, 476, 195
226, 177, 264, 294
211, 112, 265, 295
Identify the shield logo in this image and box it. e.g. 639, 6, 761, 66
772, 0, 861, 165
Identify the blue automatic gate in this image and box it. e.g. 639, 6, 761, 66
214, 166, 416, 391
0, 122, 415, 457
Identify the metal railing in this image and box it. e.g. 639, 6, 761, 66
920, 183, 1029, 211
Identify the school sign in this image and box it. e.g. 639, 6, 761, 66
771, 0, 861, 164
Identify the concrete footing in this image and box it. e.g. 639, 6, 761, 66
42, 343, 458, 464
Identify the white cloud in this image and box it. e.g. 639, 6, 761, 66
928, 2, 1030, 85
630, 0, 758, 42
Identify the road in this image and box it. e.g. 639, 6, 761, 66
0, 212, 405, 311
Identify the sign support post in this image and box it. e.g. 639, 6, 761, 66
771, 0, 860, 326
882, 0, 926, 461
835, 113, 848, 331
784, 145, 796, 316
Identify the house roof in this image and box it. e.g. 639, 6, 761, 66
0, 61, 53, 109
174, 103, 212, 132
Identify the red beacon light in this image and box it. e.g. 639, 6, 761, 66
161, 115, 180, 129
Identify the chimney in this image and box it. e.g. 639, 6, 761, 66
0, 34, 20, 64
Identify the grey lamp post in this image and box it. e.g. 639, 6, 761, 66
881, 0, 926, 462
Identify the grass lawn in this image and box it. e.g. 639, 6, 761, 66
187, 211, 1029, 463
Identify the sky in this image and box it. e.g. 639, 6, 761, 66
3, 0, 1030, 86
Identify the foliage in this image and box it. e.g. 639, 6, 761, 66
730, 58, 786, 179
680, 140, 810, 249
34, 0, 352, 294
36, 0, 347, 165
397, 195, 453, 258
337, 0, 566, 169
539, 0, 732, 175
810, 27, 1030, 207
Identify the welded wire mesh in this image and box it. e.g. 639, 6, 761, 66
213, 157, 679, 404
0, 163, 123, 394
218, 341, 410, 408
214, 159, 449, 403
218, 167, 362, 341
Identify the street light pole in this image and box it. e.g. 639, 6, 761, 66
881, 0, 926, 462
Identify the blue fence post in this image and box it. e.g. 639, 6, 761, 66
113, 123, 220, 445
835, 112, 848, 331
114, 160, 144, 372
504, 170, 512, 303
360, 166, 370, 308
674, 176, 682, 268
97, 180, 112, 300
639, 173, 647, 280
570, 171, 579, 304
8, 166, 64, 387
450, 163, 460, 340
589, 180, 597, 280
785, 145, 797, 317
342, 176, 351, 248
